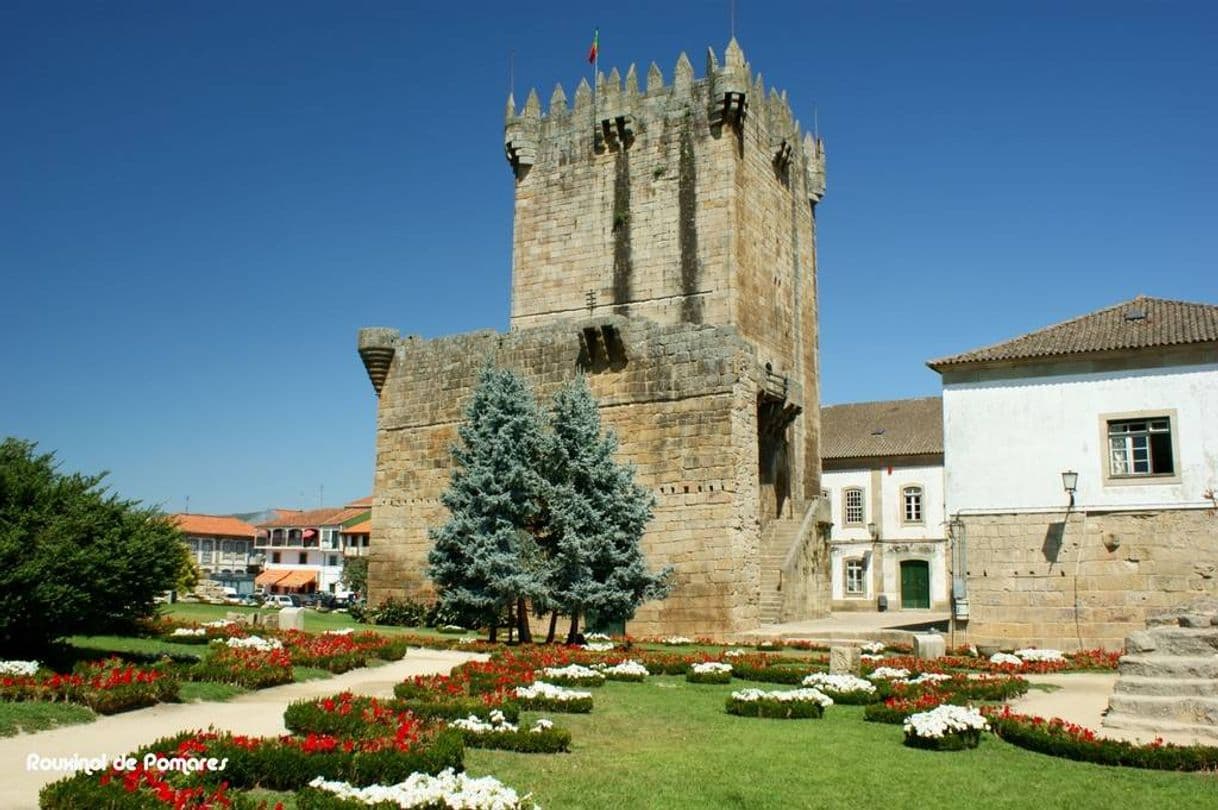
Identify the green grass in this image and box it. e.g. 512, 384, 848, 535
293, 667, 334, 683
465, 676, 1218, 809
0, 702, 95, 737
177, 681, 248, 702
160, 603, 468, 640
68, 635, 205, 660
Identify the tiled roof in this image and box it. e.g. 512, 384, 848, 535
345, 496, 373, 508
342, 520, 371, 534
821, 397, 943, 459
257, 507, 367, 529
928, 296, 1218, 370
173, 514, 257, 538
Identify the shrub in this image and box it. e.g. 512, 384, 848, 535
725, 688, 831, 719
686, 662, 732, 684
188, 646, 293, 689
513, 682, 593, 713
451, 714, 572, 753
903, 705, 988, 751
987, 707, 1218, 770
730, 661, 815, 685
295, 769, 537, 809
368, 596, 431, 627
536, 665, 605, 688
40, 768, 262, 809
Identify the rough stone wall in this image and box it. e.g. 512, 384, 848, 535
365, 315, 766, 636
957, 509, 1218, 650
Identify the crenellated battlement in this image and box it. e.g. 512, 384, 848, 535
504, 38, 825, 204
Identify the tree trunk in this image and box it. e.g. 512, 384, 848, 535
545, 611, 559, 644
506, 603, 515, 644
565, 609, 581, 645
488, 622, 497, 643
516, 597, 533, 643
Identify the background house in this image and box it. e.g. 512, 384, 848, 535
821, 398, 948, 613
930, 296, 1218, 650
254, 499, 371, 595
171, 513, 259, 595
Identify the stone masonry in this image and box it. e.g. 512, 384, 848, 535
359, 40, 830, 636
956, 509, 1218, 650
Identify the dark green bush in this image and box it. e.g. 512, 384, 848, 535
730, 662, 814, 685
725, 695, 826, 719
904, 729, 982, 751
458, 725, 572, 753
514, 694, 593, 713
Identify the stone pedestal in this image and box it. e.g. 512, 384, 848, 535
829, 646, 861, 675
278, 607, 305, 632
913, 633, 945, 660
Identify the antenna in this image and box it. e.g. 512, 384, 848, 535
730, 0, 736, 38
509, 49, 516, 98
185, 495, 190, 514
319, 484, 325, 507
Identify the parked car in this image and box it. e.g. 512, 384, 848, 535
264, 594, 300, 608
235, 594, 261, 607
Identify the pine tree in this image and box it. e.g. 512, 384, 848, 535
543, 377, 672, 642
427, 366, 547, 640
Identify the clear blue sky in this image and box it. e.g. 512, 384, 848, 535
1, 1, 1214, 515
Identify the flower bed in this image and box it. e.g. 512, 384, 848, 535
660, 636, 693, 646
726, 687, 832, 719
40, 765, 248, 809
167, 627, 210, 644
729, 658, 818, 685
296, 769, 537, 809
800, 673, 878, 704
188, 646, 293, 689
903, 704, 988, 751
986, 707, 1218, 771
291, 691, 520, 737
513, 682, 593, 714
868, 667, 911, 680
597, 660, 649, 682
450, 711, 572, 753
686, 662, 732, 684
0, 658, 177, 714
537, 664, 605, 688
755, 640, 784, 652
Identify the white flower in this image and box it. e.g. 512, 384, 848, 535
201, 620, 236, 629
731, 687, 834, 708
801, 673, 876, 694
989, 652, 1023, 666
515, 681, 591, 702
539, 664, 604, 682
1015, 648, 1065, 662
861, 641, 886, 654
662, 636, 693, 645
441, 625, 466, 632
585, 632, 611, 641
903, 704, 988, 739
323, 628, 354, 635
307, 768, 526, 808
602, 660, 649, 678
170, 628, 205, 637
723, 649, 749, 658
224, 635, 283, 651
860, 653, 883, 662
580, 642, 615, 652
868, 667, 910, 680
0, 660, 39, 676
691, 662, 732, 674
530, 718, 554, 733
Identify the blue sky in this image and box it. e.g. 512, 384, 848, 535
1, 1, 1214, 514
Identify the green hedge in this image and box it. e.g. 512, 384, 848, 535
730, 663, 816, 685
686, 670, 732, 685
540, 673, 604, 688
725, 696, 826, 719
458, 725, 572, 753
514, 694, 593, 714
989, 712, 1218, 771
904, 729, 982, 751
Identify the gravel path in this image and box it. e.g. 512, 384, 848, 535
0, 648, 487, 809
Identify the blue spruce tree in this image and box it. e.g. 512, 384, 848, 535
427, 366, 547, 641
544, 376, 672, 643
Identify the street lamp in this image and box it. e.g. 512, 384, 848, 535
1061, 470, 1078, 509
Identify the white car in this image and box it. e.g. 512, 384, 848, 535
264, 595, 298, 608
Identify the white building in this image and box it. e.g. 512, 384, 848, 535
172, 513, 260, 594
255, 503, 370, 596
822, 397, 949, 613
929, 295, 1218, 649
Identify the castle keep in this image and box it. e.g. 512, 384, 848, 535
359, 40, 831, 635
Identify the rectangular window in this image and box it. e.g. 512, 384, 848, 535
843, 488, 864, 526
903, 486, 923, 524
271, 552, 281, 564
328, 555, 339, 567
845, 559, 865, 595
298, 552, 308, 565
1108, 417, 1174, 476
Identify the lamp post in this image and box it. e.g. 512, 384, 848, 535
1061, 470, 1079, 510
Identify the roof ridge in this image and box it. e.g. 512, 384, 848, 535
822, 395, 941, 409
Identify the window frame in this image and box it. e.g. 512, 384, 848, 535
1099, 409, 1181, 486
901, 484, 925, 526
842, 487, 865, 527
844, 558, 866, 596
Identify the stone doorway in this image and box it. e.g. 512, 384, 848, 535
900, 560, 931, 610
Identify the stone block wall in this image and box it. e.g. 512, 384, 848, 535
957, 508, 1218, 650
364, 315, 785, 636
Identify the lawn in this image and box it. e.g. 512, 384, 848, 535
462, 677, 1217, 809
0, 702, 95, 737
159, 602, 469, 640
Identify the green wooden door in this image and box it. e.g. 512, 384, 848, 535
900, 560, 930, 609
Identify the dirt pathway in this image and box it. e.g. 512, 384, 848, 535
0, 647, 486, 809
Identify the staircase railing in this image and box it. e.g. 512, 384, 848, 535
774, 497, 829, 622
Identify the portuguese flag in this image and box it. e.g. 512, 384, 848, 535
587, 28, 599, 64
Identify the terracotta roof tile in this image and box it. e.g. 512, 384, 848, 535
342, 520, 371, 534
928, 296, 1218, 370
345, 496, 373, 508
821, 397, 943, 459
256, 507, 366, 529
172, 514, 257, 538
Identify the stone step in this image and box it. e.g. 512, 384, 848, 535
1102, 713, 1218, 743
1126, 628, 1218, 657
1106, 694, 1218, 725
1114, 675, 1218, 697
1118, 654, 1218, 680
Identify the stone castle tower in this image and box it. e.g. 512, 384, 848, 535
359, 39, 831, 635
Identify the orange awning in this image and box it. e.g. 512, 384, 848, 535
277, 570, 317, 589
255, 569, 290, 587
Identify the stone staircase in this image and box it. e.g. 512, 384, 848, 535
1103, 608, 1218, 742
758, 513, 806, 625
